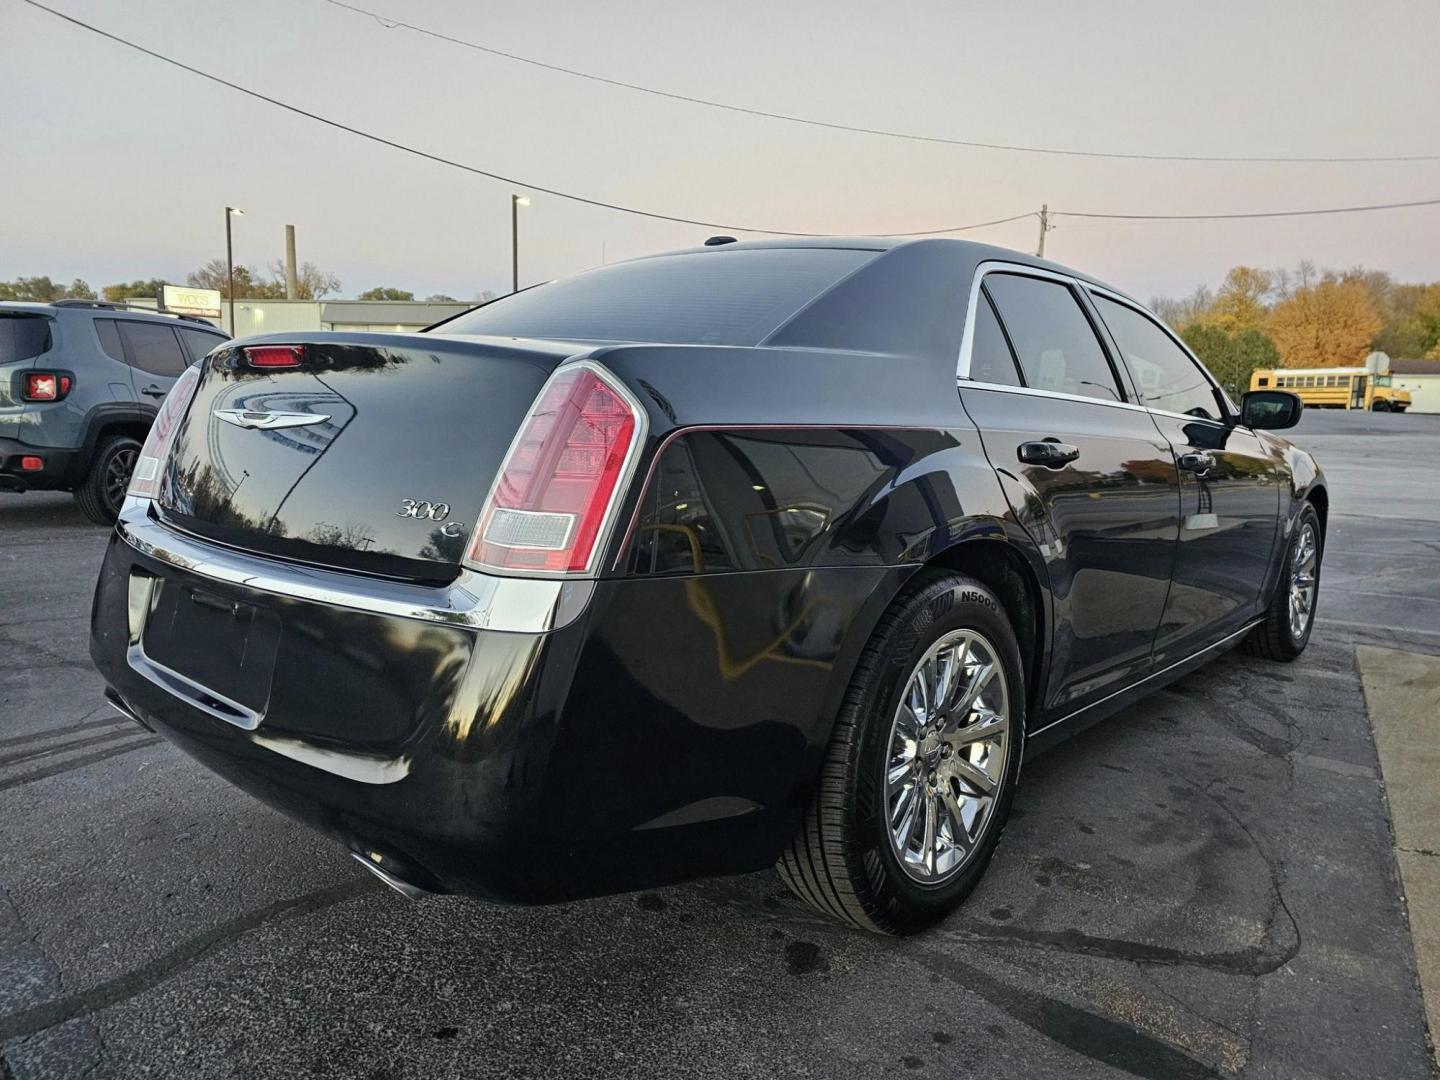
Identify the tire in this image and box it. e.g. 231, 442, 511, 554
777, 570, 1026, 935
1243, 503, 1322, 662
74, 435, 141, 526
1372, 400, 1390, 412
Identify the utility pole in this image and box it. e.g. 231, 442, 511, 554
284, 224, 299, 300
1036, 204, 1051, 259
224, 206, 244, 334
510, 194, 530, 293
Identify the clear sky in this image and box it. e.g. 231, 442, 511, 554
3, 0, 1438, 303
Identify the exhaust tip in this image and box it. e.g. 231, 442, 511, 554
104, 688, 153, 732
350, 850, 435, 901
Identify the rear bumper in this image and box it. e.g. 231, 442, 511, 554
0, 437, 76, 492
91, 500, 900, 902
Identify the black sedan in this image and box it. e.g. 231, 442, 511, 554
90, 238, 1324, 933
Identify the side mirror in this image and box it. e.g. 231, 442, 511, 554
1240, 390, 1303, 430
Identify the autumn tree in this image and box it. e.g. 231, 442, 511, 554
357, 287, 415, 301
1150, 285, 1214, 331
1202, 266, 1271, 334
1266, 276, 1381, 367
185, 258, 339, 299
265, 259, 341, 299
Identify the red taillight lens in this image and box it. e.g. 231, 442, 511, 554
127, 364, 203, 500
19, 456, 44, 472
243, 345, 306, 368
24, 373, 62, 401
467, 363, 643, 575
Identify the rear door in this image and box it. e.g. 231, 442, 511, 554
959, 270, 1181, 720
116, 320, 189, 404
1088, 292, 1280, 662
0, 311, 54, 439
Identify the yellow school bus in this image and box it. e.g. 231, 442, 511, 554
1250, 367, 1411, 412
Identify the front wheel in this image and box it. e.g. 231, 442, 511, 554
1243, 504, 1322, 661
74, 435, 141, 525
1371, 400, 1390, 412
777, 571, 1025, 935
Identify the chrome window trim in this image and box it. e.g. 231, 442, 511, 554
116, 497, 592, 634
957, 379, 1150, 414
956, 260, 1084, 383
1083, 284, 1238, 420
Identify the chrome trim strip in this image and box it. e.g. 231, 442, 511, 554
1029, 618, 1263, 741
349, 851, 433, 898
256, 733, 411, 785
956, 260, 1084, 382
957, 379, 1150, 414
116, 500, 591, 634
126, 642, 262, 731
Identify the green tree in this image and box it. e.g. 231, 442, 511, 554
102, 278, 168, 301
67, 279, 96, 300
357, 287, 416, 301
424, 293, 457, 302
1182, 324, 1280, 399
0, 276, 64, 301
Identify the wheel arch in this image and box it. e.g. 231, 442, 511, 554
67, 405, 154, 485
922, 536, 1050, 728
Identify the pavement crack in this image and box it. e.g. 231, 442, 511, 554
0, 878, 380, 1041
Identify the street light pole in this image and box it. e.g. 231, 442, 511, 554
224, 206, 244, 333
510, 194, 530, 294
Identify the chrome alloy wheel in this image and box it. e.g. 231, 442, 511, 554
884, 629, 1011, 885
1289, 521, 1319, 640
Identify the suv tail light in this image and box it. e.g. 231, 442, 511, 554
466, 361, 645, 576
128, 364, 203, 500
23, 372, 72, 401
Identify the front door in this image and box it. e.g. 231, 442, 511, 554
1088, 293, 1281, 664
962, 272, 1181, 719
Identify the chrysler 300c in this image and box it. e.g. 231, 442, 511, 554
90, 238, 1324, 934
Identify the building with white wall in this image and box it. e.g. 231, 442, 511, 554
1389, 359, 1440, 414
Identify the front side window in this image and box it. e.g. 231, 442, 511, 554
118, 321, 187, 377
1093, 295, 1222, 421
984, 274, 1121, 401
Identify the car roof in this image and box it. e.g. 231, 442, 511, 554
0, 300, 228, 331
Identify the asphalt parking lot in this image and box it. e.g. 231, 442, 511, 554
2, 409, 1437, 1080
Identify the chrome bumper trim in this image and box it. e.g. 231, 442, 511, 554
115, 498, 593, 634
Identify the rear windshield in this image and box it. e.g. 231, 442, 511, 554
0, 315, 53, 364
441, 248, 875, 346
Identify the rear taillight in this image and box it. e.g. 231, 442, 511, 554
466, 361, 645, 576
23, 372, 71, 401
127, 364, 202, 500
243, 345, 305, 368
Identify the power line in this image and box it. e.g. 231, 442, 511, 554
17, 1, 1440, 236
1054, 197, 1440, 221
320, 0, 1440, 166
15, 0, 1037, 239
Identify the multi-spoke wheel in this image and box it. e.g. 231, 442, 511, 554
778, 571, 1025, 934
74, 435, 143, 526
1245, 502, 1323, 662
885, 630, 1011, 884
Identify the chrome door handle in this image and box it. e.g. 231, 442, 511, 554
1178, 451, 1215, 474
1017, 440, 1080, 468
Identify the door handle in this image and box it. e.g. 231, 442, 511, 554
1178, 451, 1215, 474
1017, 440, 1080, 468
140, 385, 167, 398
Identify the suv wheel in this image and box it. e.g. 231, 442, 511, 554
777, 571, 1026, 934
74, 435, 141, 525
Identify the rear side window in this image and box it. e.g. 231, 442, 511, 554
1093, 296, 1222, 420
0, 315, 52, 364
441, 248, 875, 346
94, 318, 126, 362
118, 321, 188, 377
178, 327, 227, 362
984, 274, 1122, 402
967, 287, 1023, 387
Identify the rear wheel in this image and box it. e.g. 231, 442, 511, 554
1372, 400, 1390, 412
1244, 503, 1322, 662
777, 571, 1025, 934
74, 435, 140, 525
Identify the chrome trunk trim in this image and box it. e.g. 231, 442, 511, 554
115, 498, 592, 634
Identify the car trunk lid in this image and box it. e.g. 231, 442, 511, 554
158, 332, 576, 582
